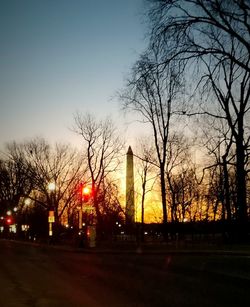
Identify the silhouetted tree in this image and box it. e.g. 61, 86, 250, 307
0, 146, 32, 216
6, 139, 84, 231
165, 134, 198, 222
135, 137, 157, 241
146, 0, 250, 229
120, 45, 184, 229
72, 113, 123, 230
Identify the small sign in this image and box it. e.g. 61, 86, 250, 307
48, 216, 55, 223
83, 205, 94, 211
48, 211, 55, 223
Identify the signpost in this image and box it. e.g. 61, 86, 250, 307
48, 210, 55, 237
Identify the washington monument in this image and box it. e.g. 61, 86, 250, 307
126, 146, 135, 227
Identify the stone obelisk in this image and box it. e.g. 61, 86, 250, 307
126, 146, 135, 229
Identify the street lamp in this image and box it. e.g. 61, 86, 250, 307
6, 210, 12, 216
24, 198, 31, 206
48, 182, 56, 239
48, 182, 56, 192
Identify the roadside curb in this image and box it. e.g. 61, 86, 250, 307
4, 239, 250, 256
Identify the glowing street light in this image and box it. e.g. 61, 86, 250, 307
48, 182, 56, 192
48, 182, 56, 238
24, 198, 31, 206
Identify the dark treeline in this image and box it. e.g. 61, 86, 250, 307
1, 0, 250, 244
120, 0, 250, 240
0, 114, 124, 242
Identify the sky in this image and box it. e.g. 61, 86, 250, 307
0, 0, 147, 149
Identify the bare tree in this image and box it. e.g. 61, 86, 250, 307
199, 117, 236, 221
0, 154, 32, 216
201, 57, 250, 224
95, 179, 124, 238
135, 137, 157, 241
149, 0, 250, 72
164, 133, 199, 222
72, 113, 123, 228
120, 45, 184, 229
6, 138, 84, 227
147, 0, 250, 227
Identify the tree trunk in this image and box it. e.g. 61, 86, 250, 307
160, 164, 168, 239
222, 157, 231, 221
235, 118, 248, 240
141, 181, 146, 243
236, 137, 247, 223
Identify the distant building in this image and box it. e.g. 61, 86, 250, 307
126, 146, 135, 228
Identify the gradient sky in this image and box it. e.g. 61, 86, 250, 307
0, 0, 147, 149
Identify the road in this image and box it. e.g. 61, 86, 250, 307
0, 239, 249, 307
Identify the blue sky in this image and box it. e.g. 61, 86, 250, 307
0, 0, 147, 148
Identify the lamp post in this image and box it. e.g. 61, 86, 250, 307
48, 182, 56, 239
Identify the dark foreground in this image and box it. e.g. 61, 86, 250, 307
0, 240, 249, 307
